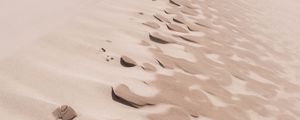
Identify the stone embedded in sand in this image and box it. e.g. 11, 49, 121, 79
181, 7, 199, 16
101, 48, 106, 52
166, 23, 188, 33
120, 56, 137, 67
142, 63, 157, 72
153, 14, 170, 23
149, 32, 176, 44
143, 21, 160, 29
53, 105, 77, 120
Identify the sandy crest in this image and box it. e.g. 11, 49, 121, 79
0, 0, 300, 120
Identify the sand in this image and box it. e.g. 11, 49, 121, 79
0, 0, 300, 120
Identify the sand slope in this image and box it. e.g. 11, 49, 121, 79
0, 0, 300, 120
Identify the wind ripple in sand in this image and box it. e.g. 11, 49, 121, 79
153, 14, 170, 23
113, 0, 300, 120
120, 56, 137, 67
149, 32, 176, 44
166, 23, 189, 33
143, 21, 160, 29
1, 0, 300, 119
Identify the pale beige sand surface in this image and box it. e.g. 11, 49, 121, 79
0, 0, 96, 60
0, 0, 300, 120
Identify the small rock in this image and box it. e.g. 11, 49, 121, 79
53, 105, 77, 120
138, 12, 144, 15
101, 48, 106, 52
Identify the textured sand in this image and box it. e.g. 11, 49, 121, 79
0, 0, 300, 120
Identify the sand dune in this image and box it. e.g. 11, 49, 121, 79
0, 0, 300, 120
